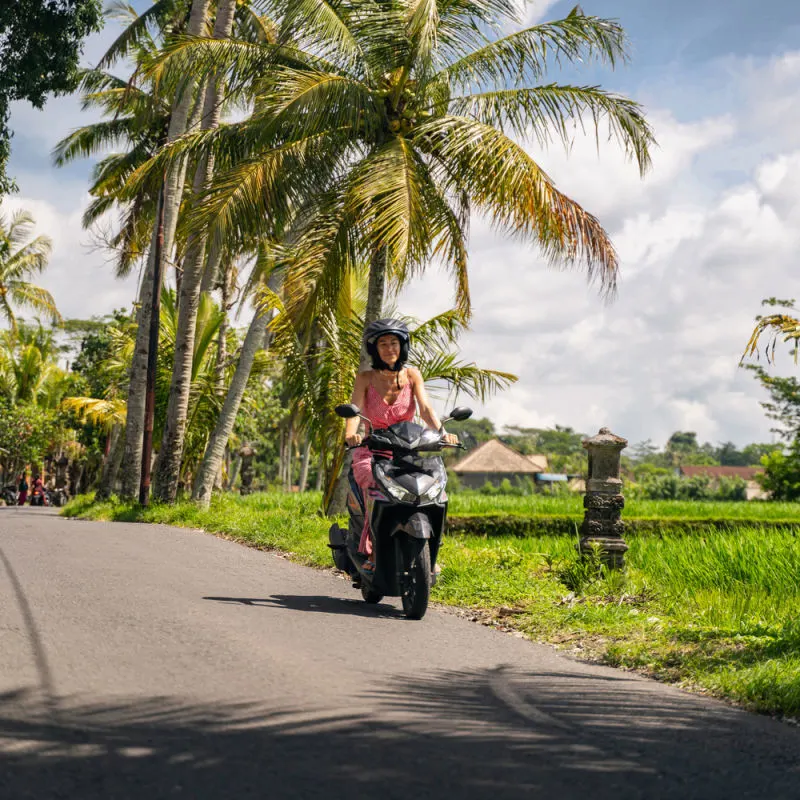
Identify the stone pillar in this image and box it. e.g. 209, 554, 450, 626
580, 427, 628, 568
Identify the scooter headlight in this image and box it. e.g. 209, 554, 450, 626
421, 476, 445, 502
375, 464, 414, 503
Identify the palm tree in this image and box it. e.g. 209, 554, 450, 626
0, 323, 71, 407
53, 61, 171, 278
0, 210, 60, 330
126, 2, 655, 506
192, 245, 280, 504
255, 263, 517, 508
152, 0, 241, 502
116, 0, 214, 501
149, 2, 654, 332
151, 1, 654, 510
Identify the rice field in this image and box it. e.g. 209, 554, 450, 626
448, 491, 800, 521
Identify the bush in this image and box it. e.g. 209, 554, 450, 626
759, 442, 800, 501
475, 476, 537, 496
633, 473, 748, 502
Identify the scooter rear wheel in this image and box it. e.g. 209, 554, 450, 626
401, 540, 431, 620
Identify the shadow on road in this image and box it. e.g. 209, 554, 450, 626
203, 594, 405, 618
1, 667, 798, 800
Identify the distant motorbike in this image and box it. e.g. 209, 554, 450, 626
47, 488, 69, 507
2, 484, 18, 506
29, 484, 49, 507
328, 403, 471, 619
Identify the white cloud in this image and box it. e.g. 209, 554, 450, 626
521, 0, 563, 24
400, 53, 800, 447
5, 12, 800, 450
1, 195, 140, 323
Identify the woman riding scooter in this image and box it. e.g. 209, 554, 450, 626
344, 319, 459, 573
29, 477, 48, 506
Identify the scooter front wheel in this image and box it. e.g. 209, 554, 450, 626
361, 584, 384, 604
401, 539, 431, 620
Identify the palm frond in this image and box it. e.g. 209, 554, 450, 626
411, 351, 517, 403
406, 0, 440, 68
60, 396, 127, 428
98, 0, 187, 69
6, 210, 36, 248
742, 313, 800, 365
270, 0, 367, 74
3, 236, 53, 275
449, 84, 654, 175
439, 9, 630, 91
8, 283, 62, 324
53, 117, 140, 166
415, 114, 618, 294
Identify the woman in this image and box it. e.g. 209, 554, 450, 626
17, 473, 28, 506
30, 476, 48, 506
344, 319, 458, 572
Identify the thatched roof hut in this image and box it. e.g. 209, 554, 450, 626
452, 439, 547, 489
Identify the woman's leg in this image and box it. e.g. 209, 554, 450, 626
352, 451, 376, 563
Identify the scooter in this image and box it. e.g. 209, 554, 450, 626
47, 487, 69, 507
1, 484, 18, 506
29, 485, 49, 506
328, 403, 472, 620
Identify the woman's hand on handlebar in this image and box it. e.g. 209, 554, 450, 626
345, 433, 363, 448
442, 432, 459, 446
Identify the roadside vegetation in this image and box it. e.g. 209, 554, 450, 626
64, 490, 800, 720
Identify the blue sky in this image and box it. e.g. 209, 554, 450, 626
4, 0, 800, 447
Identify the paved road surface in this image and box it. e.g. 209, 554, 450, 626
1, 508, 798, 799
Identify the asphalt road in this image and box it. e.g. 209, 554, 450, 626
1, 507, 798, 799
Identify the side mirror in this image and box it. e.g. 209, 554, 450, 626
334, 403, 360, 419
448, 407, 473, 422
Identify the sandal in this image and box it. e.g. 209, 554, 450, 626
361, 559, 376, 574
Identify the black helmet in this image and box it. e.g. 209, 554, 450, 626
364, 318, 410, 371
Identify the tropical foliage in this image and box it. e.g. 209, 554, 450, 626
0, 0, 103, 193
13, 2, 658, 508
0, 210, 60, 329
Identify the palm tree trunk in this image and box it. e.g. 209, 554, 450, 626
96, 424, 123, 501
214, 260, 231, 393
361, 245, 387, 362
279, 426, 286, 488
315, 451, 325, 491
119, 226, 158, 499
200, 238, 223, 294
285, 419, 295, 491
154, 0, 238, 503
192, 284, 278, 507
299, 439, 312, 493
226, 452, 241, 491
118, 0, 211, 500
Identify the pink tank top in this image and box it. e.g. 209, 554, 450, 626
362, 378, 416, 430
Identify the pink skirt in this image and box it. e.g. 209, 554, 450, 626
352, 448, 375, 556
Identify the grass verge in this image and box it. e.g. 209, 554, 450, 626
64, 491, 800, 720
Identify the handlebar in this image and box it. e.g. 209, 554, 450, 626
345, 435, 463, 452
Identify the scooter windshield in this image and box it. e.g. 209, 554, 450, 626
370, 421, 441, 452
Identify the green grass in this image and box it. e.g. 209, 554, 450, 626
448, 491, 800, 520
65, 491, 800, 719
